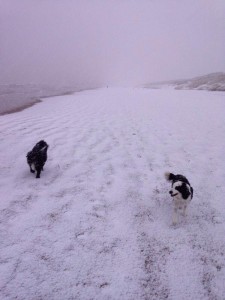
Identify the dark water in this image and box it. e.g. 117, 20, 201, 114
0, 84, 94, 115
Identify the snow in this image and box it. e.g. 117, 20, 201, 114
0, 87, 225, 299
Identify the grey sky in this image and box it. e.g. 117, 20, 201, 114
1, 0, 225, 87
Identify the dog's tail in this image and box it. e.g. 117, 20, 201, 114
164, 172, 175, 181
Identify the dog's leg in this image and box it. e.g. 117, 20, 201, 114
36, 167, 41, 178
182, 205, 187, 217
172, 207, 178, 225
30, 167, 35, 173
29, 163, 35, 173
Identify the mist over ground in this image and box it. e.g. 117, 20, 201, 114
1, 0, 225, 87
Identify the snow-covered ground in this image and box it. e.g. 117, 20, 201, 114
0, 87, 225, 299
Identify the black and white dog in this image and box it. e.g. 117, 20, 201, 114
165, 172, 193, 225
27, 140, 48, 178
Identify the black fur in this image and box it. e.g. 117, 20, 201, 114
27, 140, 48, 178
168, 173, 190, 186
175, 183, 190, 200
190, 187, 194, 199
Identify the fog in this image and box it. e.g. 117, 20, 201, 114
1, 0, 225, 87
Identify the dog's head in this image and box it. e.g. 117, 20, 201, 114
32, 140, 48, 153
36, 140, 48, 150
169, 181, 192, 200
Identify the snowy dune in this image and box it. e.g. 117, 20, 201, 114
145, 72, 225, 92
0, 88, 225, 299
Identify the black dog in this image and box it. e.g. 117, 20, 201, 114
27, 140, 48, 178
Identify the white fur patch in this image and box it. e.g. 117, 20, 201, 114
31, 163, 36, 171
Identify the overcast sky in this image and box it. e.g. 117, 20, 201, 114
1, 0, 225, 87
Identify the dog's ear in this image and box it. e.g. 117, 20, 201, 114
165, 172, 175, 181
190, 187, 193, 199
175, 183, 190, 199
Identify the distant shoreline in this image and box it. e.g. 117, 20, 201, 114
0, 88, 92, 117
0, 99, 42, 116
